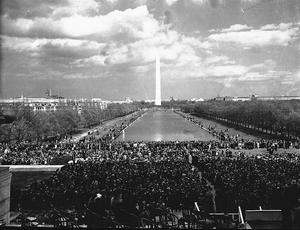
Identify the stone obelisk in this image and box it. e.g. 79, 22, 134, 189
155, 54, 161, 106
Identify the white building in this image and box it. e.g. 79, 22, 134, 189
0, 96, 108, 112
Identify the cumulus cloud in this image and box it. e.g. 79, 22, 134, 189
52, 0, 100, 18
1, 36, 106, 59
2, 6, 160, 41
3, 3, 206, 71
2, 2, 230, 74
1, 0, 299, 95
221, 24, 253, 32
209, 23, 299, 47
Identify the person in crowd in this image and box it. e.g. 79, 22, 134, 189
110, 189, 123, 208
293, 179, 300, 229
119, 194, 141, 227
86, 191, 98, 228
204, 185, 216, 214
281, 179, 300, 229
92, 193, 108, 217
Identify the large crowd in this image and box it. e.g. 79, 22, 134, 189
1, 129, 299, 166
0, 111, 143, 165
6, 139, 299, 227
14, 141, 208, 210
196, 151, 300, 211
2, 110, 300, 227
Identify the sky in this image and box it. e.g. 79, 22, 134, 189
0, 0, 300, 101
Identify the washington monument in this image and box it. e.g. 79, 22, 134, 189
155, 54, 161, 106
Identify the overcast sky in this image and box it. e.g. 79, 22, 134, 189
1, 0, 299, 101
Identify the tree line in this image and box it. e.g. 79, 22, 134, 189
0, 102, 139, 143
2, 99, 299, 142
180, 100, 300, 140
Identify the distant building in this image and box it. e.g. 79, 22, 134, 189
124, 97, 133, 103
0, 96, 64, 112
144, 100, 155, 103
232, 96, 251, 102
0, 96, 108, 112
112, 97, 133, 104
214, 96, 226, 101
252, 95, 300, 101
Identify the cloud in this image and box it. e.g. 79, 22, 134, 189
3, 4, 207, 72
190, 0, 222, 6
205, 55, 229, 64
71, 55, 106, 67
209, 24, 252, 33
221, 24, 253, 32
2, 5, 160, 41
66, 29, 181, 68
249, 59, 277, 70
165, 0, 179, 6
2, 2, 298, 89
237, 72, 277, 81
261, 23, 294, 31
131, 65, 151, 73
51, 0, 100, 18
206, 65, 248, 76
2, 3, 218, 72
209, 23, 299, 47
105, 0, 119, 5
190, 0, 206, 5
1, 36, 106, 59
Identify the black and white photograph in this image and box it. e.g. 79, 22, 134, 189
0, 0, 300, 228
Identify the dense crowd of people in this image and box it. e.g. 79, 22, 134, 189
9, 139, 299, 210
14, 141, 207, 210
195, 151, 300, 211
3, 110, 300, 227
1, 130, 299, 166
0, 111, 144, 165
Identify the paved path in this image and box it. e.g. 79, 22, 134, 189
69, 112, 140, 143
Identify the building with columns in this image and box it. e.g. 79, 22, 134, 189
0, 96, 109, 113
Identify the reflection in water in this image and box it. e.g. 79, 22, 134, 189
115, 110, 217, 142
154, 133, 163, 141
155, 111, 162, 141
